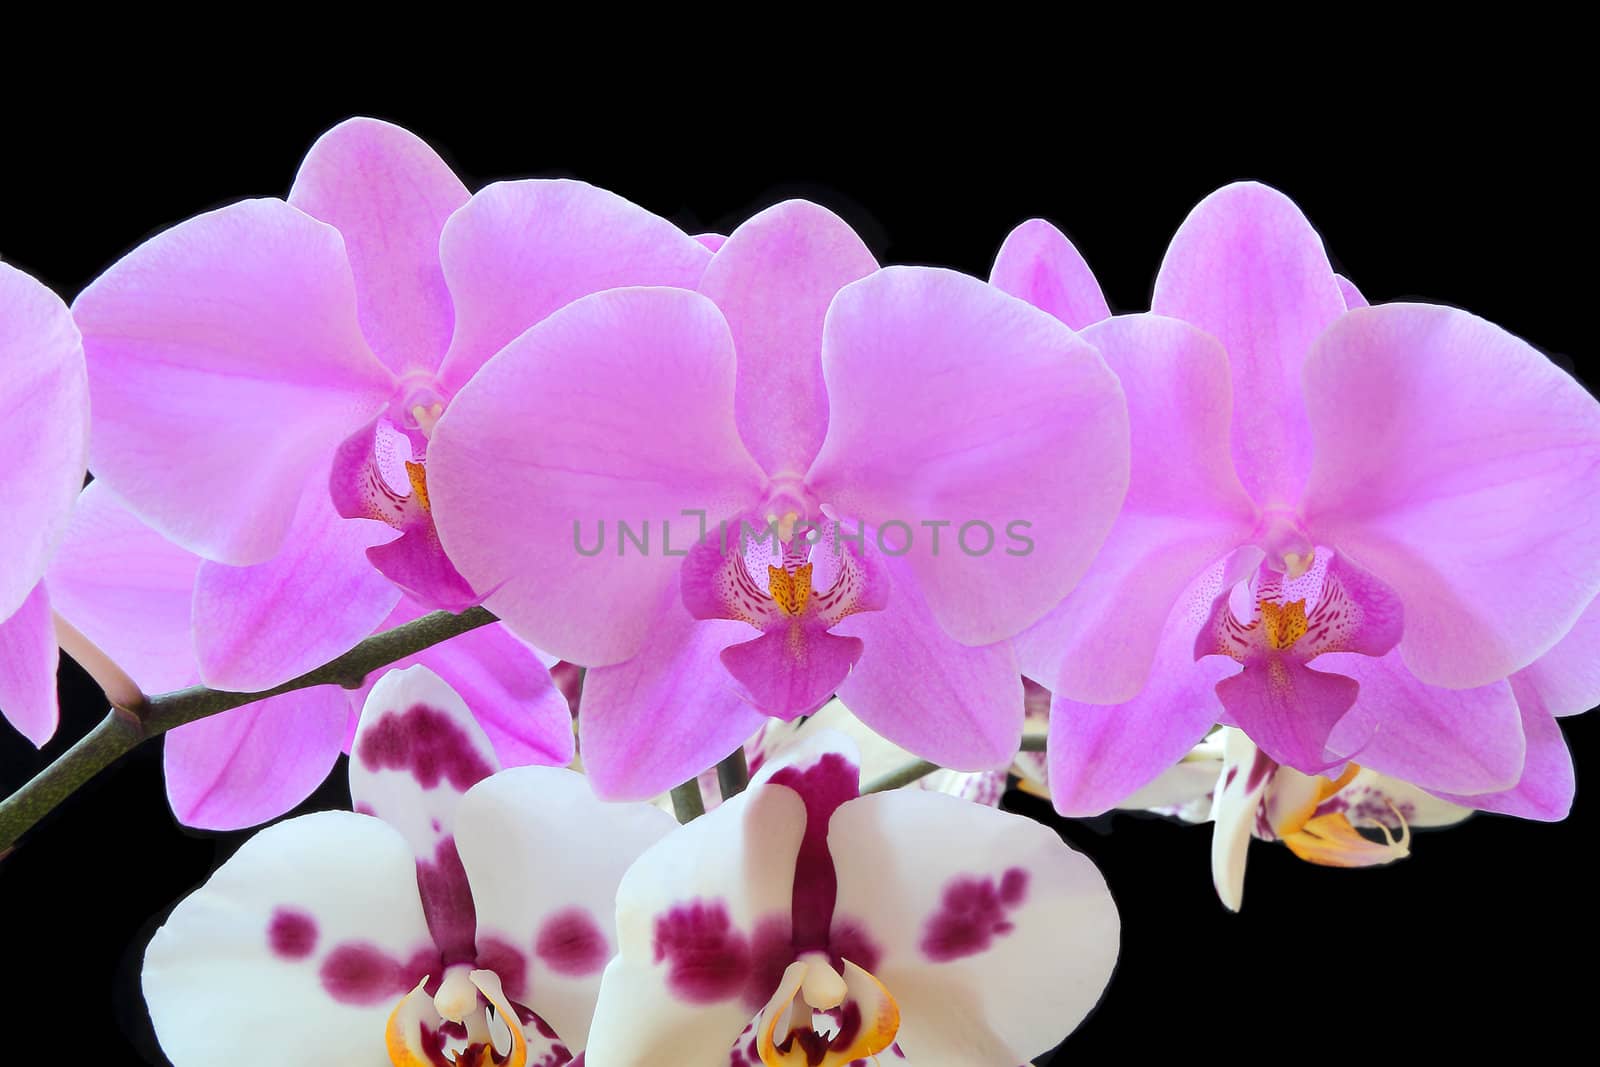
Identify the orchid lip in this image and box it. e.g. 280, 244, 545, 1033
384, 966, 530, 1067
754, 955, 900, 1067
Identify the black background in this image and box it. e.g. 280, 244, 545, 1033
1, 89, 1593, 1063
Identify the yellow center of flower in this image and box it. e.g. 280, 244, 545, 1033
1272, 764, 1413, 868
1259, 598, 1309, 650
768, 564, 814, 617
405, 460, 431, 512
385, 969, 527, 1067
756, 955, 900, 1067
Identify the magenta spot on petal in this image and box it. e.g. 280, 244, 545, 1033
320, 943, 406, 1005
476, 936, 530, 1000
742, 914, 796, 1012
826, 918, 882, 974
653, 899, 752, 1003
920, 867, 1030, 962
357, 702, 494, 791
267, 908, 318, 960
536, 908, 609, 977
416, 836, 478, 965
354, 802, 377, 816
768, 753, 859, 949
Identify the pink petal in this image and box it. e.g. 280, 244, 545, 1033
1046, 561, 1235, 816
73, 198, 396, 565
347, 594, 575, 770
578, 590, 768, 800
193, 473, 399, 692
1151, 181, 1346, 508
989, 217, 1111, 329
435, 179, 712, 394
807, 267, 1130, 646
1336, 274, 1368, 309
429, 286, 766, 666
721, 625, 862, 719
164, 686, 348, 830
1300, 303, 1600, 687
46, 482, 202, 693
694, 232, 727, 251
1322, 648, 1525, 796
1213, 655, 1358, 775
1013, 314, 1256, 704
1430, 678, 1573, 820
0, 264, 87, 618
698, 199, 877, 476
1514, 593, 1600, 717
833, 550, 1024, 771
288, 117, 469, 376
0, 583, 60, 746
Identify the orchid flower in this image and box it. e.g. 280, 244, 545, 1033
45, 482, 573, 829
0, 262, 89, 745
72, 116, 711, 694
1001, 184, 1600, 816
584, 732, 1119, 1065
144, 664, 674, 1065
429, 200, 1131, 799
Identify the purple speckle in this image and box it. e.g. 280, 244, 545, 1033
319, 944, 403, 1005
536, 908, 610, 977
920, 867, 1030, 962
357, 702, 494, 791
476, 935, 529, 1000
652, 899, 751, 1003
769, 752, 859, 950
267, 908, 318, 960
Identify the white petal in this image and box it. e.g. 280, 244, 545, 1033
144, 811, 435, 1067
1209, 728, 1272, 911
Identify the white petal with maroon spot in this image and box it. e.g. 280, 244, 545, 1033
144, 811, 435, 1067
455, 766, 675, 1051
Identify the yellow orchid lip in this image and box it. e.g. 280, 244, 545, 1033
384, 969, 528, 1067
756, 956, 900, 1067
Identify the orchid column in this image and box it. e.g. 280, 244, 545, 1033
429, 202, 1131, 798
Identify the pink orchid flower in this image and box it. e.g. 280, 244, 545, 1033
0, 262, 89, 745
144, 664, 673, 1065
429, 200, 1131, 799
71, 117, 711, 694
1001, 183, 1600, 816
584, 733, 1119, 1065
45, 482, 572, 829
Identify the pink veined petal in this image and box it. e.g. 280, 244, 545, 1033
721, 625, 863, 720
1430, 677, 1573, 820
429, 286, 766, 666
73, 198, 396, 565
0, 583, 60, 746
193, 470, 400, 691
345, 594, 575, 770
578, 587, 769, 801
1322, 648, 1525, 796
454, 767, 676, 1049
833, 549, 1024, 772
0, 263, 87, 618
287, 116, 469, 377
988, 217, 1111, 330
807, 267, 1130, 646
1046, 559, 1235, 817
350, 665, 502, 966
1513, 592, 1600, 717
435, 179, 713, 394
1213, 658, 1356, 776
585, 781, 808, 1066
1151, 181, 1346, 508
46, 482, 202, 694
827, 790, 1119, 1065
1335, 274, 1368, 309
1013, 314, 1257, 704
699, 199, 878, 476
164, 685, 348, 830
1300, 303, 1600, 687
143, 811, 436, 1067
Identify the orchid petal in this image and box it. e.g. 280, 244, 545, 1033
1430, 678, 1574, 820
699, 200, 877, 476
436, 179, 712, 393
1210, 729, 1274, 911
0, 583, 59, 746
1505, 592, 1600, 717
288, 116, 469, 377
827, 790, 1118, 1065
0, 262, 86, 618
1014, 314, 1255, 704
1301, 303, 1600, 687
989, 217, 1110, 329
454, 766, 675, 1048
1152, 182, 1346, 507
1335, 274, 1368, 309
430, 286, 765, 666
143, 811, 437, 1067
808, 266, 1130, 645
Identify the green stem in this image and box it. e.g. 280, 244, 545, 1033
715, 748, 750, 801
0, 607, 498, 855
670, 778, 707, 823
